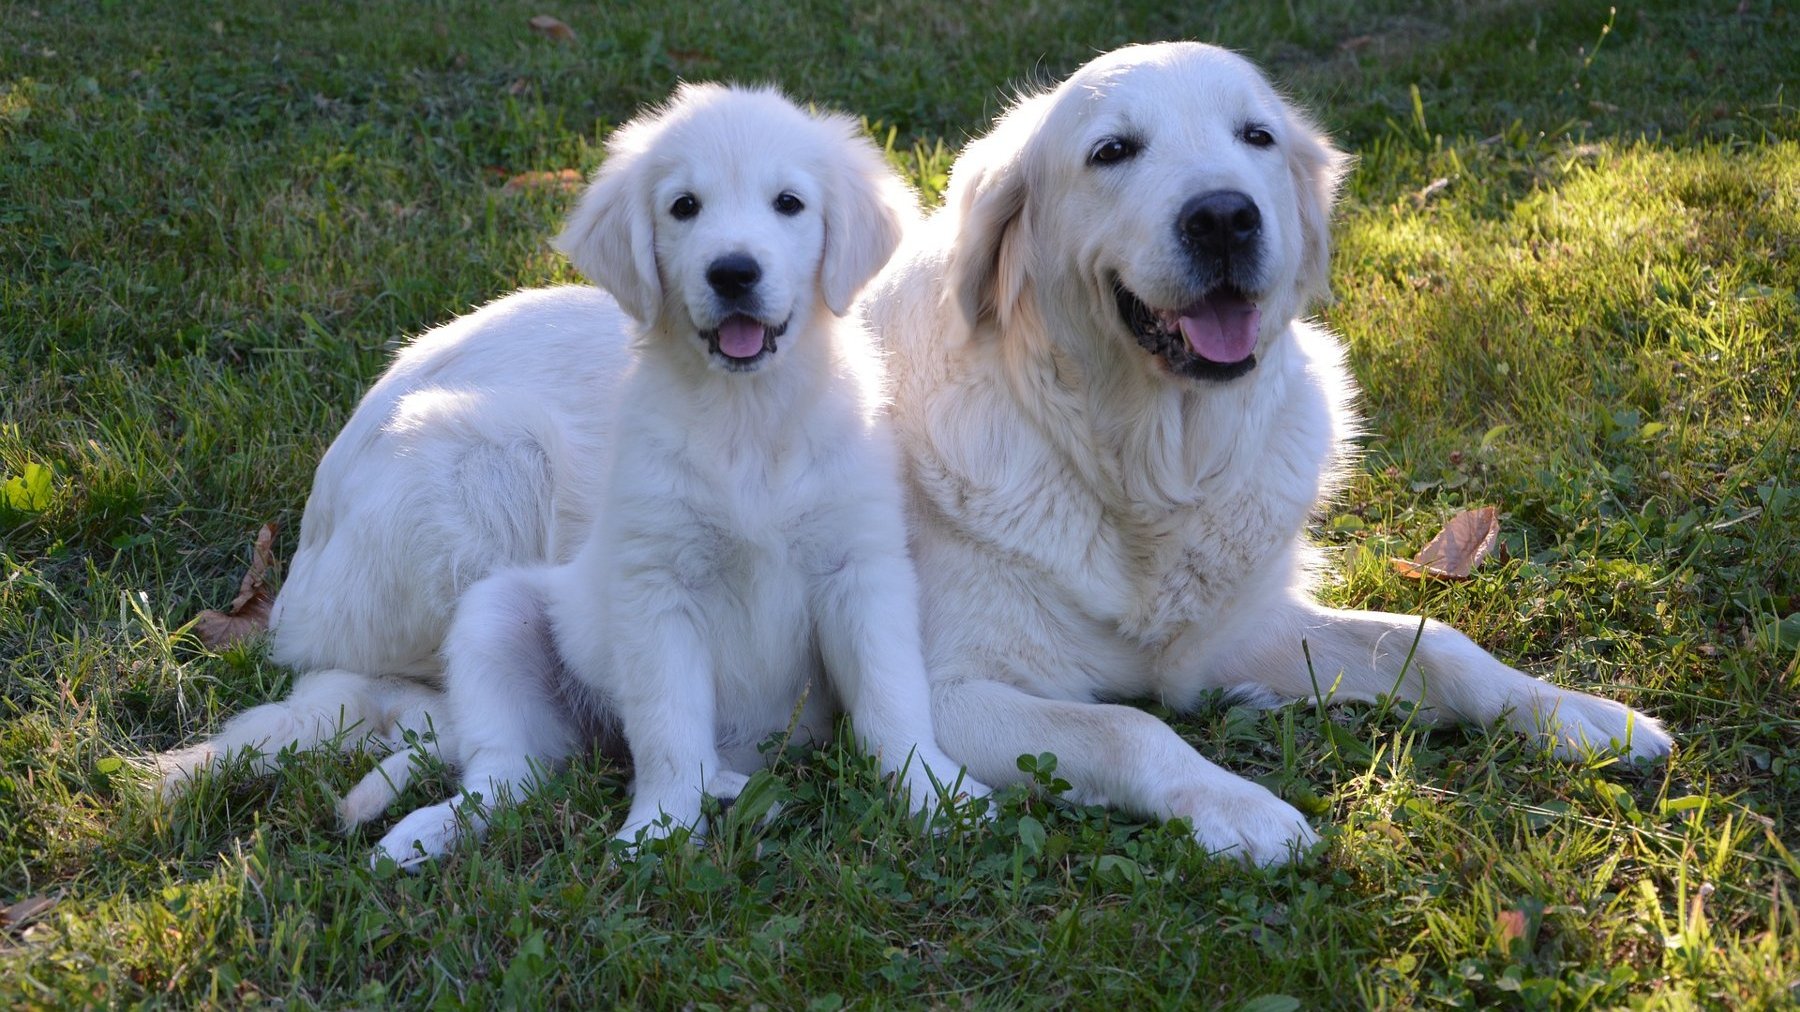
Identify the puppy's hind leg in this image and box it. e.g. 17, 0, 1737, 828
337, 675, 457, 828
371, 568, 581, 868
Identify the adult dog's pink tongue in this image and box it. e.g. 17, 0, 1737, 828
1177, 295, 1260, 363
717, 317, 766, 358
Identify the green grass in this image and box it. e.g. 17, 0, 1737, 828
3, 0, 1797, 1007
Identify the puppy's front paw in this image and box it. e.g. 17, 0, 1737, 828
898, 750, 992, 822
1167, 781, 1318, 867
614, 791, 705, 848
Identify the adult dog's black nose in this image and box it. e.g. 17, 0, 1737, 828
1178, 191, 1261, 257
706, 253, 762, 299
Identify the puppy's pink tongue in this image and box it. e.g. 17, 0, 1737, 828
1177, 296, 1260, 363
717, 317, 766, 358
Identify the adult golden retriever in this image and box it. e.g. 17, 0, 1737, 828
859, 42, 1671, 865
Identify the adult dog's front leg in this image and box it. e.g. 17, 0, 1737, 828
1215, 591, 1672, 760
813, 559, 991, 817
930, 676, 1317, 866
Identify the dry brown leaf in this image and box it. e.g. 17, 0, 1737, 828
527, 14, 575, 42
2, 895, 56, 930
1392, 505, 1499, 580
503, 168, 583, 193
1495, 909, 1526, 948
193, 522, 279, 648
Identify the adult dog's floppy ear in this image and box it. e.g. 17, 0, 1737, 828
945, 93, 1051, 332
555, 117, 662, 324
1281, 102, 1350, 304
818, 116, 917, 316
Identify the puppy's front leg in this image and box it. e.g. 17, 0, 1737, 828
585, 593, 727, 843
812, 552, 991, 817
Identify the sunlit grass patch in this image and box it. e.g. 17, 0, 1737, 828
2, 0, 1796, 1006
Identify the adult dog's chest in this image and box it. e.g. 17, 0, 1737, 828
1078, 394, 1330, 650
1104, 476, 1303, 648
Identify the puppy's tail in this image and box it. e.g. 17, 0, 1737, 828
153, 669, 442, 801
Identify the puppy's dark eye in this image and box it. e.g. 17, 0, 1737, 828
773, 191, 805, 215
1240, 125, 1275, 148
670, 193, 700, 220
1088, 136, 1141, 166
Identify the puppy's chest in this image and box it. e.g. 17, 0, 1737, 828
662, 466, 846, 607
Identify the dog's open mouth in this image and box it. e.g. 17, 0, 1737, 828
1114, 282, 1262, 381
700, 313, 789, 372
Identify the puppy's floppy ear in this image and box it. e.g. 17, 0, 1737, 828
1281, 101, 1351, 303
946, 93, 1051, 332
554, 117, 663, 324
818, 116, 917, 316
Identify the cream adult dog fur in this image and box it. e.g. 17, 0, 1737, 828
856, 42, 1673, 866
157, 86, 985, 861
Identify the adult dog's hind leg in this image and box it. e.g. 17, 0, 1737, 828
1213, 591, 1672, 760
930, 675, 1317, 866
154, 668, 408, 799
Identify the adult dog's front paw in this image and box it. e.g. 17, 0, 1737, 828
1166, 780, 1318, 867
1524, 689, 1673, 762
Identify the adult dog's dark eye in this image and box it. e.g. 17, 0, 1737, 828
670, 193, 700, 219
1088, 137, 1141, 166
1241, 125, 1275, 148
773, 191, 805, 215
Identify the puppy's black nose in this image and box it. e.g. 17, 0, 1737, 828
1178, 191, 1261, 256
706, 253, 762, 299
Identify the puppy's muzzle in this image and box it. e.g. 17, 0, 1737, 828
706, 253, 762, 300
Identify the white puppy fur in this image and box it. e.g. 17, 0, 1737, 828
155, 86, 986, 864
856, 42, 1673, 867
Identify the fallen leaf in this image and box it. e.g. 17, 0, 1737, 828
503, 168, 583, 193
1495, 908, 1526, 948
528, 14, 575, 42
193, 522, 279, 648
1338, 35, 1375, 52
2, 895, 55, 930
1392, 506, 1499, 580
1411, 176, 1451, 207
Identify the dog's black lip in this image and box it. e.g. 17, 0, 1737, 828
1112, 281, 1258, 382
699, 313, 790, 372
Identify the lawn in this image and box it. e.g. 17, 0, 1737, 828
3, 0, 1797, 1007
